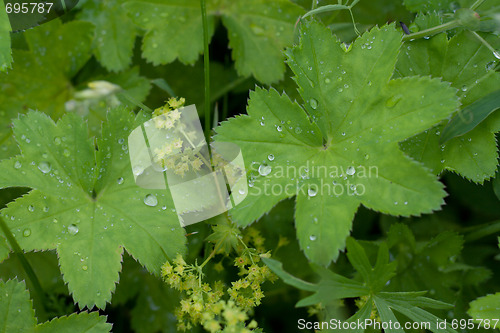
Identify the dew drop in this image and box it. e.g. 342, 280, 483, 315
308, 187, 317, 197
313, 217, 318, 224
493, 50, 500, 60
53, 218, 58, 224
385, 94, 403, 108
461, 85, 468, 92
63, 149, 71, 157
23, 229, 31, 237
325, 78, 331, 84
309, 235, 317, 241
82, 265, 88, 271
27, 205, 35, 212
258, 164, 272, 176
117, 177, 124, 185
118, 138, 124, 144
309, 99, 318, 110
38, 161, 52, 174
68, 224, 79, 235
54, 137, 61, 145
277, 125, 283, 132
486, 61, 496, 71
260, 121, 265, 126
346, 166, 356, 176
268, 154, 275, 161
133, 166, 144, 176
144, 194, 158, 207
14, 161, 22, 169
43, 207, 49, 213
294, 127, 302, 134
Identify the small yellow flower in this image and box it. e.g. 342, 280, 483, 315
191, 157, 203, 171
161, 262, 173, 277
169, 109, 181, 121
173, 254, 186, 266
173, 138, 183, 149
168, 97, 186, 110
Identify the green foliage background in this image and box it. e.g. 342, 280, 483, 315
0, 0, 499, 332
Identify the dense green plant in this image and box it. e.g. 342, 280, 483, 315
0, 0, 499, 332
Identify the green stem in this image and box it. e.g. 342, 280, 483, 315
402, 20, 461, 42
200, 0, 211, 142
470, 0, 486, 11
222, 93, 229, 121
210, 76, 248, 104
464, 220, 500, 242
470, 31, 500, 58
312, 0, 317, 10
199, 239, 224, 269
0, 216, 48, 313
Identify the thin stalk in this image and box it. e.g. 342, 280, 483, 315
470, 0, 486, 11
312, 0, 317, 10
222, 93, 229, 121
0, 216, 48, 313
402, 20, 461, 42
464, 220, 500, 242
470, 31, 500, 59
200, 0, 211, 141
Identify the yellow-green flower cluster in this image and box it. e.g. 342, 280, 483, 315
153, 143, 205, 177
161, 255, 260, 332
153, 97, 185, 129
228, 253, 277, 312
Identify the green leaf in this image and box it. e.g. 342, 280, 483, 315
301, 4, 350, 19
403, 0, 455, 12
386, 224, 468, 303
396, 32, 500, 183
215, 21, 458, 265
440, 89, 500, 143
0, 19, 94, 160
0, 279, 111, 333
494, 166, 500, 201
468, 292, 500, 321
123, 0, 304, 83
265, 240, 455, 332
0, 279, 36, 333
35, 312, 110, 333
0, 108, 186, 309
0, 0, 11, 72
78, 0, 137, 72
262, 257, 318, 292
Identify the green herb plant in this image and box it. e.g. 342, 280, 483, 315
0, 0, 500, 332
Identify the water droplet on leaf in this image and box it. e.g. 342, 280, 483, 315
385, 95, 403, 108
258, 164, 272, 176
346, 166, 356, 176
38, 161, 52, 174
68, 224, 79, 235
144, 194, 158, 207
309, 99, 318, 110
